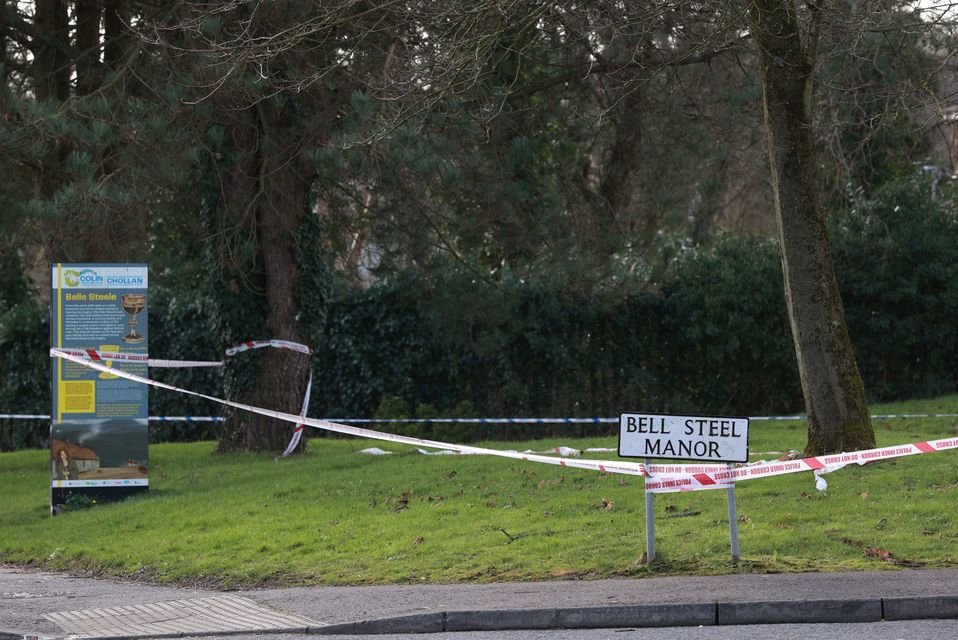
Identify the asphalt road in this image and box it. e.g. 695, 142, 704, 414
4, 565, 958, 639
162, 620, 958, 640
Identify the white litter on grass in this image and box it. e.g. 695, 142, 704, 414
815, 470, 828, 491
359, 445, 587, 457
522, 446, 582, 457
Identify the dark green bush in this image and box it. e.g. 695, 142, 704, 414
146, 285, 225, 443
834, 174, 958, 400
661, 235, 800, 414
0, 300, 50, 450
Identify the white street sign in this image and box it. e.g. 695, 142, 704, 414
619, 413, 749, 463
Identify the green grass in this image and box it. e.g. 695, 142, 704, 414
2, 395, 957, 587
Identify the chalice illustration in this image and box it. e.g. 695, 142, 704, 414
120, 294, 147, 343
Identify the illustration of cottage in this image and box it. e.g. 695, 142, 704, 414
51, 439, 101, 475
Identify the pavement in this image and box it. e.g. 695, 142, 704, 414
2, 565, 958, 638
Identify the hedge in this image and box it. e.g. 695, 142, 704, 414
1, 174, 955, 449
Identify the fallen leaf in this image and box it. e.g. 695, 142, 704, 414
395, 492, 411, 512
865, 546, 894, 562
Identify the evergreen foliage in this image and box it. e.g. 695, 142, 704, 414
1, 1, 955, 453
3, 172, 956, 450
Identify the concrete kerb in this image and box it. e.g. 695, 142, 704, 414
309, 596, 957, 635
883, 595, 958, 620
21, 594, 958, 638
716, 598, 882, 625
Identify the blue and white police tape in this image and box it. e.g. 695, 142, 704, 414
0, 414, 225, 421
4, 413, 958, 422
50, 348, 653, 477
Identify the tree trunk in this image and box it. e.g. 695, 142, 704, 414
600, 87, 643, 236
0, 0, 8, 112
691, 157, 729, 245
75, 0, 102, 95
103, 0, 130, 70
748, 0, 874, 455
32, 0, 70, 102
215, 103, 312, 454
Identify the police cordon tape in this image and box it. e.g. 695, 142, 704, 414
55, 346, 223, 368
49, 348, 653, 477
9, 412, 958, 423
225, 339, 314, 357
0, 414, 228, 421
55, 341, 314, 458
57, 340, 314, 368
644, 437, 958, 493
49, 348, 958, 491
34, 345, 958, 485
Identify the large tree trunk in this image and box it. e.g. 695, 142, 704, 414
748, 0, 874, 455
32, 0, 70, 102
215, 103, 312, 454
600, 87, 642, 236
103, 0, 130, 70
75, 0, 102, 95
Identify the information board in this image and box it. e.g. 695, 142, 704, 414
619, 413, 749, 463
50, 263, 149, 513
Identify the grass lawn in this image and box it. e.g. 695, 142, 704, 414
1, 395, 957, 588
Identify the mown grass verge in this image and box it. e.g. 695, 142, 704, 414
1, 395, 957, 587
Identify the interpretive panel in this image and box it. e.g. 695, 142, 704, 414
50, 263, 149, 513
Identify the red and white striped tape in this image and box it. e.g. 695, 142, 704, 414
644, 438, 958, 493
146, 358, 224, 368
48, 348, 958, 486
50, 348, 651, 477
225, 340, 313, 357
56, 347, 223, 368
64, 339, 314, 368
279, 371, 312, 458
57, 348, 150, 363
60, 341, 313, 456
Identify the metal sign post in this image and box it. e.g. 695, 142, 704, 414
726, 463, 740, 562
644, 457, 655, 563
620, 413, 749, 562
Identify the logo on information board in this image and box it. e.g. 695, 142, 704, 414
63, 268, 103, 287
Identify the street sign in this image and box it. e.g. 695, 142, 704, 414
619, 413, 749, 463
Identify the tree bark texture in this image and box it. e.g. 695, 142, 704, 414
214, 103, 312, 454
103, 0, 130, 69
75, 0, 102, 95
600, 87, 643, 236
32, 0, 70, 102
748, 0, 875, 455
